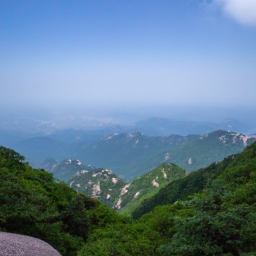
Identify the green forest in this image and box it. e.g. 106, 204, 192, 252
1, 142, 256, 256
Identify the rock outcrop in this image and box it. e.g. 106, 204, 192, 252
0, 232, 61, 256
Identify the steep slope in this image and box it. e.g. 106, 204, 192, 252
154, 141, 256, 255
0, 146, 130, 256
68, 168, 126, 207
76, 142, 256, 256
131, 154, 236, 219
158, 130, 256, 172
132, 138, 256, 219
116, 163, 186, 214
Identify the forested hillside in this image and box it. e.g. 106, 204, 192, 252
80, 142, 256, 255
1, 143, 256, 255
118, 163, 185, 214
68, 167, 126, 208
0, 146, 130, 255
131, 154, 236, 219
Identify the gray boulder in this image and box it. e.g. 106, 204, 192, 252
0, 232, 61, 256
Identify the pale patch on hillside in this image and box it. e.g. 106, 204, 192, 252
239, 134, 253, 146
105, 169, 113, 175
112, 177, 118, 184
103, 133, 118, 140
92, 172, 102, 178
152, 179, 159, 187
134, 139, 139, 147
115, 198, 122, 210
120, 184, 130, 196
219, 135, 227, 144
161, 168, 167, 179
219, 132, 255, 147
92, 181, 101, 198
127, 133, 135, 138
69, 181, 75, 188
134, 191, 141, 198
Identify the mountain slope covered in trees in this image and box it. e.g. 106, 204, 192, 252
74, 131, 198, 180
0, 146, 130, 255
74, 130, 255, 180
80, 142, 256, 255
68, 167, 126, 208
1, 142, 256, 255
11, 129, 255, 181
117, 163, 185, 214
131, 154, 236, 219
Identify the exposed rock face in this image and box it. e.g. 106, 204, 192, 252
115, 198, 122, 210
134, 191, 141, 198
218, 132, 255, 146
152, 179, 159, 188
112, 177, 118, 184
92, 181, 101, 197
69, 168, 125, 208
120, 184, 131, 196
161, 168, 167, 178
0, 232, 61, 256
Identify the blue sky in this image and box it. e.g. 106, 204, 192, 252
1, 0, 256, 119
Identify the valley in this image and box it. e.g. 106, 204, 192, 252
2, 1, 256, 254
1, 116, 256, 255
1, 139, 256, 255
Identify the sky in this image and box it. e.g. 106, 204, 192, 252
1, 0, 256, 121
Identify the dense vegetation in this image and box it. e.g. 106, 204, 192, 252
68, 167, 126, 208
1, 142, 256, 255
119, 163, 186, 215
131, 154, 235, 219
80, 142, 256, 255
0, 146, 130, 255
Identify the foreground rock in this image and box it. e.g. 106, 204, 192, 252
0, 232, 61, 256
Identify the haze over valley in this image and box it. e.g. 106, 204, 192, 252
1, 1, 256, 255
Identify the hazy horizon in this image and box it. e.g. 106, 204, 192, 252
1, 1, 256, 127
1, 103, 256, 127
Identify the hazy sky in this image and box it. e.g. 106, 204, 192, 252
1, 0, 256, 117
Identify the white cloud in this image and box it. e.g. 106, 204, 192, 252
213, 0, 256, 25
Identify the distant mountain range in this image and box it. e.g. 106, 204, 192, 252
39, 129, 255, 213
73, 132, 198, 180
13, 129, 256, 181
74, 130, 255, 180
0, 116, 254, 148
153, 130, 256, 173
1, 113, 255, 182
